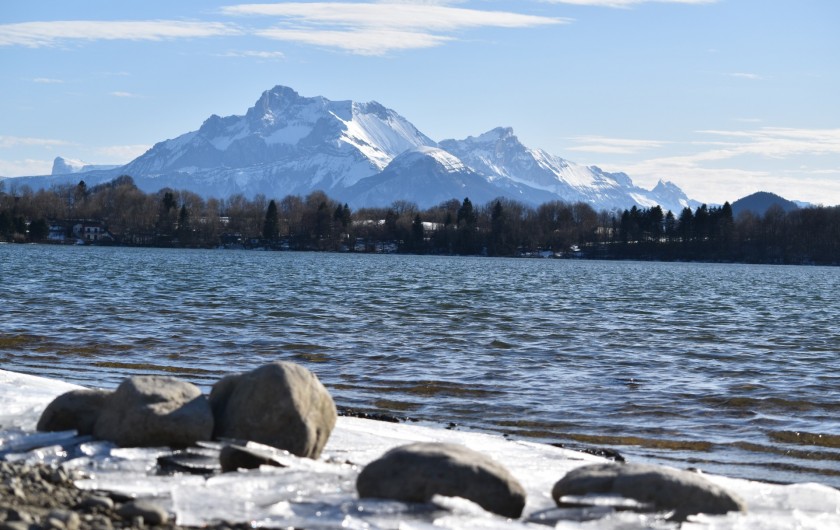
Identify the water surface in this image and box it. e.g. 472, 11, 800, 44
1, 244, 838, 487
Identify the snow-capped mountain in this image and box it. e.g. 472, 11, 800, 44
439, 127, 696, 213
120, 85, 435, 196
6, 85, 699, 212
339, 146, 557, 208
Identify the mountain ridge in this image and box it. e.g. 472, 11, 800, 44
5, 84, 699, 212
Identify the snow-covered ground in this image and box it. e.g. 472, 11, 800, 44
1, 369, 838, 529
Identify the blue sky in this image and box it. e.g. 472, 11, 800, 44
1, 0, 838, 206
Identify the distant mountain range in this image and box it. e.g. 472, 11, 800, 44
4, 85, 701, 212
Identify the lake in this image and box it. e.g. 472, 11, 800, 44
1, 244, 838, 487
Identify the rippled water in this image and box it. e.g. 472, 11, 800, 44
2, 244, 838, 487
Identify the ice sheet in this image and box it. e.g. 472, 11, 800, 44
2, 369, 839, 529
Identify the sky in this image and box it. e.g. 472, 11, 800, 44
1, 0, 838, 206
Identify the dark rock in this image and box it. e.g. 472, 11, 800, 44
37, 389, 111, 436
337, 407, 403, 423
551, 463, 746, 521
116, 500, 169, 525
357, 442, 527, 519
157, 446, 222, 475
93, 376, 213, 448
209, 362, 336, 459
219, 441, 294, 472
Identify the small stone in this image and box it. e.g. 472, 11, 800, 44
357, 442, 527, 518
5, 510, 33, 524
46, 510, 80, 530
117, 501, 169, 526
88, 515, 113, 530
0, 521, 31, 530
78, 495, 115, 512
49, 467, 69, 485
46, 517, 66, 530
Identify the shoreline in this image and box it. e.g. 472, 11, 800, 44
3, 369, 840, 529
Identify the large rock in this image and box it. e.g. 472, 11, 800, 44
357, 442, 527, 518
37, 389, 110, 435
209, 361, 336, 459
551, 463, 746, 521
93, 376, 213, 447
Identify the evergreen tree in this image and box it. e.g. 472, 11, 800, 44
410, 213, 424, 251
176, 204, 191, 246
678, 207, 694, 242
664, 210, 677, 242
263, 199, 279, 241
456, 197, 476, 226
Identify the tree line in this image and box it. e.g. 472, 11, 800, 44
1, 176, 837, 265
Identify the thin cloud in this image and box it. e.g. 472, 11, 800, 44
0, 20, 240, 48
222, 2, 566, 55
95, 144, 150, 161
566, 135, 669, 154
33, 77, 64, 84
255, 28, 451, 54
219, 50, 286, 60
0, 135, 71, 149
696, 127, 840, 159
0, 158, 54, 177
597, 127, 840, 205
729, 72, 764, 80
541, 0, 717, 7
110, 91, 143, 98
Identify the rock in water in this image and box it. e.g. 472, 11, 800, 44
93, 376, 213, 447
209, 361, 337, 459
356, 442, 527, 519
551, 463, 746, 521
37, 389, 111, 435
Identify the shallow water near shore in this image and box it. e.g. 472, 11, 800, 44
1, 244, 839, 488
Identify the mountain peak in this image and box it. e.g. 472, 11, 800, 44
52, 156, 86, 175
465, 126, 517, 144
51, 156, 118, 176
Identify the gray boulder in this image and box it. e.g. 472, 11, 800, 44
37, 389, 110, 435
357, 442, 527, 518
93, 376, 213, 447
551, 463, 746, 521
209, 361, 336, 459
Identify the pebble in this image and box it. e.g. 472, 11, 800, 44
117, 501, 169, 526
78, 496, 115, 512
